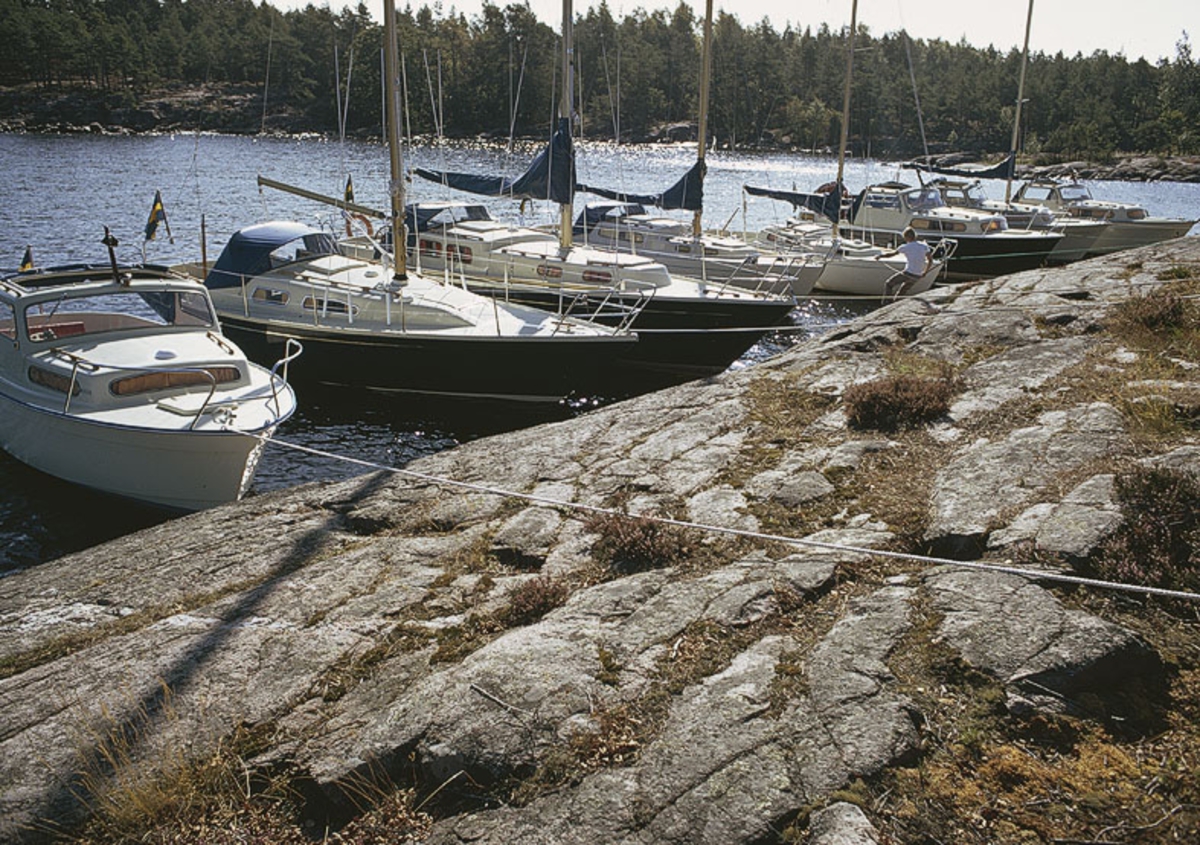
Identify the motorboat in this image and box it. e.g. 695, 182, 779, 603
923, 176, 1105, 265
1012, 177, 1198, 256
834, 181, 1062, 281
177, 221, 638, 403
0, 259, 298, 511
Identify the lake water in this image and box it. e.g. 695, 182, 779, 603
1, 132, 1197, 571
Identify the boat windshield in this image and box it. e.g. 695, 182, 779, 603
1060, 184, 1092, 202
905, 187, 944, 211
23, 289, 215, 342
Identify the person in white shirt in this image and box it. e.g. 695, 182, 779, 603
875, 226, 932, 298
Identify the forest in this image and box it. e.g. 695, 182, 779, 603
1, 0, 1198, 160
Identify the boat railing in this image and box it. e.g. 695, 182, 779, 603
268, 338, 303, 416
51, 348, 221, 430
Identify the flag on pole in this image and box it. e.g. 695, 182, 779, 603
144, 190, 173, 244
19, 245, 33, 272
344, 175, 355, 204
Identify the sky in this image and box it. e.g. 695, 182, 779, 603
275, 0, 1197, 64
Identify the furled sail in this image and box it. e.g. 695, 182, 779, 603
743, 184, 845, 224
413, 118, 575, 205
576, 159, 706, 212
902, 155, 1016, 181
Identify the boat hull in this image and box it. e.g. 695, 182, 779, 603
462, 283, 796, 388
846, 229, 1059, 281
218, 316, 640, 402
0, 390, 272, 511
1084, 219, 1196, 257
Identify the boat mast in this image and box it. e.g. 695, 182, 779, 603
692, 0, 713, 238
835, 0, 857, 197
559, 0, 574, 250
1005, 0, 1034, 203
383, 0, 408, 281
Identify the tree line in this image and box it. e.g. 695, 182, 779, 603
1, 0, 1197, 159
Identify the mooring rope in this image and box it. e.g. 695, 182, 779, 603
244, 432, 1200, 603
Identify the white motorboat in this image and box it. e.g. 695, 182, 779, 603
0, 260, 298, 511
1012, 177, 1198, 256
923, 176, 1105, 265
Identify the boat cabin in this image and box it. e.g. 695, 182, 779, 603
1013, 179, 1150, 222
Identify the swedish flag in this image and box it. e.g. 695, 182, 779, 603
19, 245, 33, 272
144, 189, 173, 243
344, 174, 355, 204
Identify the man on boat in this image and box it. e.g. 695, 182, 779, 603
876, 227, 932, 298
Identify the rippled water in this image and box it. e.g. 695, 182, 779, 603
1, 132, 1196, 570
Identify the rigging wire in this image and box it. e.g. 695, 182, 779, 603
241, 432, 1200, 605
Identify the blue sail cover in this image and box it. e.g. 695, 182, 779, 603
205, 221, 336, 289
743, 183, 845, 224
414, 118, 576, 204
577, 159, 706, 212
903, 155, 1016, 181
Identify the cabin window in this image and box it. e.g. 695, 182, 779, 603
676, 243, 692, 253
301, 297, 358, 316
582, 269, 612, 283
864, 193, 900, 210
419, 239, 443, 257
110, 366, 242, 396
945, 222, 968, 233
911, 219, 933, 230
1060, 186, 1091, 202
1021, 186, 1052, 202
982, 219, 1005, 233
1127, 208, 1146, 220
252, 287, 289, 305
0, 301, 15, 342
447, 244, 473, 264
537, 265, 563, 279
29, 366, 81, 395
704, 247, 718, 257
23, 290, 214, 342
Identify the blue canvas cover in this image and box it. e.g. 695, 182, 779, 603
577, 159, 706, 212
743, 183, 846, 224
205, 222, 335, 289
903, 155, 1016, 181
414, 118, 576, 205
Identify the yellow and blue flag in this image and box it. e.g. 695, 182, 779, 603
344, 174, 355, 204
19, 245, 33, 272
144, 189, 173, 243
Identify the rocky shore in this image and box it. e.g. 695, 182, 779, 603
1, 238, 1199, 843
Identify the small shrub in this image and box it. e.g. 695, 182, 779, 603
1113, 291, 1188, 332
497, 575, 570, 626
584, 511, 693, 574
1091, 467, 1200, 593
843, 371, 959, 431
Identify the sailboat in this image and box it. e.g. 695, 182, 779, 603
174, 0, 638, 406
404, 0, 797, 386
570, 0, 822, 296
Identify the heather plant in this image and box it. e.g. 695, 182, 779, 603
584, 511, 694, 574
843, 370, 960, 431
1090, 467, 1200, 593
497, 575, 570, 626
